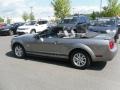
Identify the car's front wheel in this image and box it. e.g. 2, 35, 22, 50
9, 30, 14, 36
70, 51, 91, 69
13, 44, 25, 58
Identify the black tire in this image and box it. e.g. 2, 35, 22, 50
9, 30, 14, 36
13, 44, 26, 58
30, 29, 36, 34
70, 50, 91, 69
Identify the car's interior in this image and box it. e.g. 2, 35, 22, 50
37, 26, 99, 39
39, 30, 86, 39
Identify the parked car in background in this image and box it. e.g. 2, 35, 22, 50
0, 23, 5, 28
17, 20, 48, 35
0, 24, 14, 36
58, 15, 90, 33
89, 18, 119, 42
10, 22, 24, 34
11, 26, 117, 69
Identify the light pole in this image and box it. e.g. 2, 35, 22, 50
100, 0, 102, 13
30, 6, 33, 14
30, 6, 33, 21
72, 8, 75, 15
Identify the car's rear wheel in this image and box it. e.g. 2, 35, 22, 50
9, 30, 14, 36
13, 44, 25, 58
70, 51, 91, 69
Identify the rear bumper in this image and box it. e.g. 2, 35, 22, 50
93, 44, 118, 62
106, 44, 118, 61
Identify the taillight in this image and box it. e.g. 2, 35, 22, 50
109, 40, 114, 49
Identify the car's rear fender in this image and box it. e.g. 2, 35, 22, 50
69, 43, 96, 61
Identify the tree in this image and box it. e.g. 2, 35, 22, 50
101, 0, 120, 17
29, 12, 35, 21
90, 11, 101, 19
91, 11, 96, 20
22, 12, 29, 22
51, 0, 71, 19
0, 17, 4, 23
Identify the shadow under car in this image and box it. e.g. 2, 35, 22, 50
6, 51, 107, 71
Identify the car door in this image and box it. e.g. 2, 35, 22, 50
40, 38, 69, 55
29, 30, 68, 56
28, 29, 56, 53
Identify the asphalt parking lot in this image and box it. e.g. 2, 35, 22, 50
0, 36, 120, 90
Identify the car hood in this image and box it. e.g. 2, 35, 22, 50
18, 25, 35, 29
14, 34, 35, 40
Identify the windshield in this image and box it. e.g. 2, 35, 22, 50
92, 19, 116, 26
61, 17, 77, 24
25, 21, 36, 25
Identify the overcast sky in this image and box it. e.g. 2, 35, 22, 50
0, 0, 108, 19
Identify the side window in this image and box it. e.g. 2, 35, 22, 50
85, 17, 90, 24
39, 30, 48, 38
42, 21, 47, 24
40, 30, 49, 35
39, 29, 55, 38
79, 17, 84, 24
37, 21, 42, 25
37, 21, 47, 25
30, 21, 36, 25
78, 16, 90, 24
81, 17, 86, 23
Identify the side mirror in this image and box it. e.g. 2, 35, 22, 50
34, 34, 40, 40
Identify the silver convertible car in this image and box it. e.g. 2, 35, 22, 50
11, 27, 117, 69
